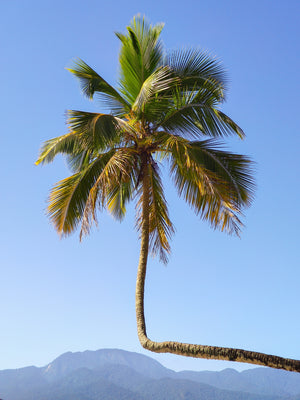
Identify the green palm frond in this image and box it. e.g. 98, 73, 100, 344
132, 66, 177, 116
66, 150, 92, 173
161, 106, 244, 139
106, 180, 135, 221
154, 132, 254, 234
136, 158, 174, 263
36, 111, 137, 172
148, 160, 174, 263
117, 16, 165, 104
106, 149, 140, 221
47, 150, 115, 236
189, 140, 254, 205
187, 193, 243, 235
166, 48, 227, 93
67, 59, 130, 114
80, 148, 138, 238
158, 80, 244, 139
172, 164, 243, 235
35, 132, 80, 165
67, 110, 137, 152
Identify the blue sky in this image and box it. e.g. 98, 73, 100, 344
0, 0, 299, 372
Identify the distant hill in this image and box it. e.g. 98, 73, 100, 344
0, 348, 299, 400
177, 367, 300, 396
42, 348, 174, 381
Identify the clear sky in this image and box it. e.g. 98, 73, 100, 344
0, 0, 299, 373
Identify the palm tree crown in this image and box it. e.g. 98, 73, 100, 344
36, 16, 300, 372
36, 16, 253, 260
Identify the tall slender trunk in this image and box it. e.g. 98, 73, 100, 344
135, 161, 300, 373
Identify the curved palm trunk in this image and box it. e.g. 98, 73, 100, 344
135, 164, 300, 373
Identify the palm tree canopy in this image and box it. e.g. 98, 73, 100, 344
36, 15, 254, 263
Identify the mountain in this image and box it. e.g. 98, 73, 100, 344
20, 368, 144, 400
0, 366, 46, 399
177, 367, 300, 396
135, 377, 283, 400
1, 366, 284, 400
42, 348, 174, 381
0, 348, 299, 400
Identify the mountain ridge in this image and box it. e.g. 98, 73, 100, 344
1, 348, 300, 400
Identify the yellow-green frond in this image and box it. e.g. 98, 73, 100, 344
67, 58, 130, 115
159, 89, 245, 139
154, 132, 254, 235
117, 15, 165, 104
80, 148, 138, 238
136, 158, 174, 263
132, 66, 177, 116
35, 132, 79, 165
47, 150, 115, 236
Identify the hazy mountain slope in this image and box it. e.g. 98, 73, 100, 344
42, 348, 174, 381
241, 368, 300, 396
133, 377, 282, 400
93, 363, 151, 390
7, 367, 284, 400
21, 368, 145, 400
0, 366, 46, 400
177, 367, 300, 396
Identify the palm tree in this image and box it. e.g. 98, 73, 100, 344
36, 16, 300, 372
